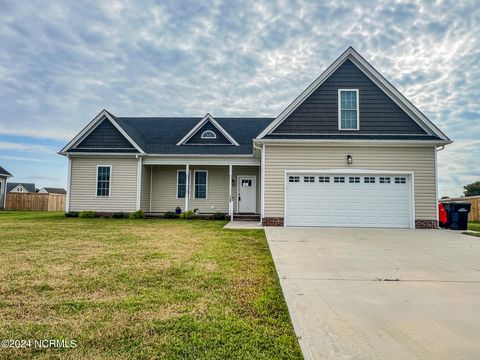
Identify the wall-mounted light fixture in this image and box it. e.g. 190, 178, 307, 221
346, 154, 353, 165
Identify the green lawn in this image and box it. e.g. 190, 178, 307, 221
468, 221, 480, 232
0, 211, 302, 359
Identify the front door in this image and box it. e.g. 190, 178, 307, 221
238, 176, 256, 213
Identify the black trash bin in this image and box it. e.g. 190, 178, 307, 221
444, 202, 471, 230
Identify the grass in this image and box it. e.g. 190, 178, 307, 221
468, 221, 480, 232
0, 211, 302, 359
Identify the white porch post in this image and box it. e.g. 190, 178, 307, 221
229, 164, 233, 221
66, 155, 72, 212
185, 164, 190, 212
260, 144, 265, 222
135, 156, 143, 211
149, 165, 153, 212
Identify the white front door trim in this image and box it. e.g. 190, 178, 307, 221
284, 169, 415, 229
237, 175, 257, 213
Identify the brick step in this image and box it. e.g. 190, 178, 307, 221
233, 213, 260, 221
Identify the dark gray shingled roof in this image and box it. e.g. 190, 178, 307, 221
7, 182, 36, 193
41, 187, 67, 194
113, 117, 274, 155
0, 165, 12, 176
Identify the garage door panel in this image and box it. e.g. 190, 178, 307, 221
286, 173, 412, 228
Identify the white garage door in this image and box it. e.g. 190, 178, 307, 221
285, 173, 412, 228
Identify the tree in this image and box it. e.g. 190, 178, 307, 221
463, 181, 480, 197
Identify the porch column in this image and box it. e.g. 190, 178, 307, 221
228, 165, 233, 221
185, 164, 189, 212
135, 156, 143, 211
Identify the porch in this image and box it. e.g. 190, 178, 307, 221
138, 162, 261, 220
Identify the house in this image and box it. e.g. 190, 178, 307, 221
7, 182, 36, 193
0, 165, 12, 209
59, 47, 451, 229
38, 187, 67, 195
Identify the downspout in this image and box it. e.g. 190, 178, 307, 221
135, 155, 144, 211
253, 141, 264, 225
435, 145, 446, 225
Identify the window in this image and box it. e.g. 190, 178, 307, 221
395, 177, 407, 184
380, 177, 391, 184
338, 89, 359, 130
96, 166, 111, 197
334, 176, 345, 183
177, 171, 186, 198
194, 171, 207, 198
349, 176, 360, 183
288, 176, 300, 183
304, 176, 315, 183
201, 130, 216, 139
318, 176, 330, 183
364, 177, 376, 184
241, 179, 252, 187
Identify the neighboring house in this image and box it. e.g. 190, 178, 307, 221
59, 47, 451, 229
7, 183, 36, 193
38, 187, 67, 195
0, 165, 12, 209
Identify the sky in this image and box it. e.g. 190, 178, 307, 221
0, 0, 479, 196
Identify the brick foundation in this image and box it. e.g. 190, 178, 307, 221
262, 217, 284, 226
415, 219, 438, 229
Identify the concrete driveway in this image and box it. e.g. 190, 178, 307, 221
265, 228, 480, 360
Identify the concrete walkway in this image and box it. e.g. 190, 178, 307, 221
266, 227, 480, 360
223, 221, 263, 229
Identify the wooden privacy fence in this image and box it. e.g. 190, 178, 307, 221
441, 196, 480, 222
5, 193, 66, 211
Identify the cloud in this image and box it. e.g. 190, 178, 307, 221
0, 0, 479, 194
0, 155, 45, 162
0, 141, 56, 154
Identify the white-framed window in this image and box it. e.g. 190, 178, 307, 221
364, 176, 376, 184
318, 176, 330, 183
338, 89, 359, 130
177, 170, 186, 198
201, 130, 217, 139
304, 176, 315, 183
349, 176, 360, 183
380, 177, 391, 184
395, 177, 407, 184
194, 170, 208, 199
96, 165, 111, 197
288, 176, 300, 183
334, 176, 345, 183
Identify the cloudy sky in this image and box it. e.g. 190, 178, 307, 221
0, 0, 479, 196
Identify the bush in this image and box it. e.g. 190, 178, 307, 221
79, 211, 96, 218
65, 211, 79, 218
129, 210, 145, 219
164, 211, 179, 219
213, 212, 227, 220
180, 210, 196, 219
112, 212, 126, 219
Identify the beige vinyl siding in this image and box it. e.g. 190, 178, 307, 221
232, 166, 260, 213
151, 165, 229, 213
150, 165, 260, 214
264, 145, 436, 220
140, 165, 151, 212
70, 157, 137, 212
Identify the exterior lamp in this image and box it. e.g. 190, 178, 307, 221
346, 155, 353, 165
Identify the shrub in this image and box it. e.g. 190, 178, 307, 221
164, 211, 179, 219
213, 212, 227, 220
79, 210, 96, 218
129, 210, 145, 219
112, 212, 126, 219
180, 210, 196, 219
65, 211, 79, 218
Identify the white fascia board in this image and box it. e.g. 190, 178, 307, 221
254, 139, 452, 146
143, 156, 260, 166
176, 113, 240, 146
257, 47, 451, 142
59, 109, 145, 154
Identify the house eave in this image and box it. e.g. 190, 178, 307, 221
254, 139, 453, 146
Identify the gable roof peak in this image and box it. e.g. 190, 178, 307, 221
176, 113, 240, 146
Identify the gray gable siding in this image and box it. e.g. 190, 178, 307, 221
184, 121, 232, 145
74, 119, 137, 150
272, 59, 427, 135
